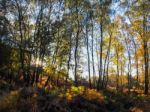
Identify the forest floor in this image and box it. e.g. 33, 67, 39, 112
0, 79, 150, 112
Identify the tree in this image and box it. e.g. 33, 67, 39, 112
126, 0, 150, 94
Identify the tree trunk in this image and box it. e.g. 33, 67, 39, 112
116, 45, 119, 90
97, 23, 103, 90
91, 21, 96, 87
143, 15, 149, 94
74, 0, 80, 86
86, 25, 91, 88
144, 41, 149, 94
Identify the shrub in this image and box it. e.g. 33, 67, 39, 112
84, 89, 104, 103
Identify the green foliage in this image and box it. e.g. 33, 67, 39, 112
44, 65, 56, 76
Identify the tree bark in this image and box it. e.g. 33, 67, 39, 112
86, 25, 91, 88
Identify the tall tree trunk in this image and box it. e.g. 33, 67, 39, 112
91, 21, 96, 87
96, 37, 100, 87
74, 28, 79, 86
74, 0, 80, 86
86, 25, 91, 88
143, 15, 149, 94
120, 56, 123, 87
97, 23, 103, 90
66, 31, 72, 84
116, 45, 119, 90
144, 41, 149, 94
